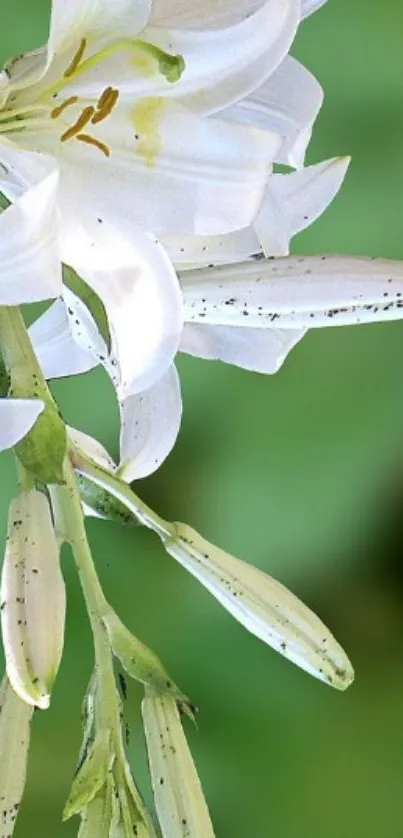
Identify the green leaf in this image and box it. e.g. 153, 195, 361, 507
63, 264, 111, 352
63, 729, 111, 821
0, 190, 11, 212
14, 402, 67, 484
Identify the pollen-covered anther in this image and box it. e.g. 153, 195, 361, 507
76, 134, 111, 157
91, 86, 119, 125
60, 106, 96, 142
51, 95, 79, 119
64, 38, 87, 78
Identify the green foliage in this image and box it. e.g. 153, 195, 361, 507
14, 402, 67, 484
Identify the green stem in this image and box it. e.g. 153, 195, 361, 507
51, 460, 120, 731
0, 306, 52, 403
0, 305, 66, 484
71, 446, 172, 539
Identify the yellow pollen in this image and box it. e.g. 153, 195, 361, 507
64, 38, 87, 78
60, 106, 95, 142
92, 87, 119, 125
50, 96, 79, 119
76, 134, 111, 157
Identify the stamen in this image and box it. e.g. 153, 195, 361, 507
64, 38, 87, 78
91, 87, 119, 125
51, 96, 79, 119
76, 134, 110, 157
60, 106, 95, 142
96, 86, 115, 112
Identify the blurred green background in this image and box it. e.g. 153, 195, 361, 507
2, 1, 403, 836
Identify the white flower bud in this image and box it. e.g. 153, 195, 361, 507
0, 490, 66, 708
163, 523, 354, 690
142, 688, 215, 838
0, 676, 33, 838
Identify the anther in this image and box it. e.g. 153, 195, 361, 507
96, 86, 115, 111
64, 38, 87, 78
91, 87, 119, 125
76, 134, 111, 157
60, 106, 95, 142
50, 96, 79, 119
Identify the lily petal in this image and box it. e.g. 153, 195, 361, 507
163, 229, 260, 268
144, 0, 300, 116
180, 324, 305, 373
45, 99, 280, 237
149, 0, 266, 28
162, 522, 354, 689
301, 0, 327, 18
60, 216, 183, 397
220, 56, 323, 168
0, 399, 44, 451
254, 156, 350, 256
118, 364, 182, 482
29, 299, 96, 380
48, 0, 152, 58
0, 148, 62, 304
181, 255, 403, 329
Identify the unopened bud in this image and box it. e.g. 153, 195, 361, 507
0, 675, 33, 838
0, 490, 66, 708
163, 523, 354, 690
142, 688, 215, 838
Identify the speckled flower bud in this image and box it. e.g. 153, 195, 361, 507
142, 688, 215, 838
0, 489, 66, 709
0, 675, 33, 838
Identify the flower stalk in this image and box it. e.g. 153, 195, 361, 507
0, 306, 66, 483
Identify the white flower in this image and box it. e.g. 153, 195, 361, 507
142, 688, 215, 838
0, 0, 303, 236
0, 676, 34, 838
1, 0, 328, 399
0, 490, 66, 709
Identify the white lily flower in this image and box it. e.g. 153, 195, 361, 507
30, 154, 348, 440
0, 675, 34, 838
142, 688, 215, 838
37, 251, 403, 480
1, 0, 327, 399
0, 0, 300, 238
0, 490, 66, 709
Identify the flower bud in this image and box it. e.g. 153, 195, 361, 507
142, 688, 215, 838
163, 523, 354, 690
0, 675, 33, 838
0, 490, 66, 708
